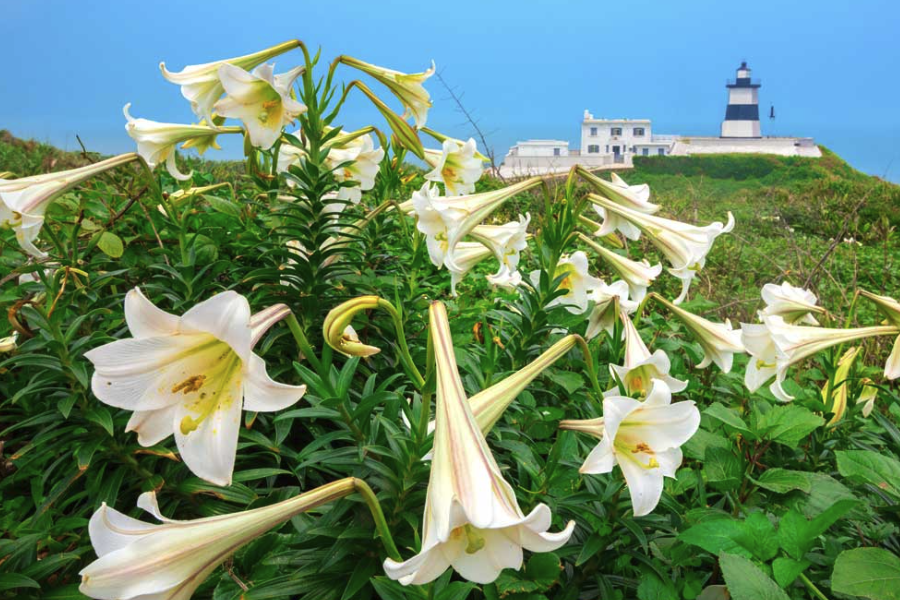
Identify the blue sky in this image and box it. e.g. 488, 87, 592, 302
3, 0, 899, 181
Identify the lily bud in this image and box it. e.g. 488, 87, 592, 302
353, 81, 425, 159
822, 346, 860, 426
859, 289, 900, 327
79, 478, 357, 600
0, 333, 17, 353
323, 296, 382, 357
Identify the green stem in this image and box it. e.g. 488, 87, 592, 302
799, 573, 830, 600
573, 335, 604, 400
377, 299, 426, 389
286, 313, 323, 372
352, 478, 403, 562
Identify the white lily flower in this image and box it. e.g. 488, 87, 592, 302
530, 251, 605, 314
764, 315, 900, 401
582, 170, 659, 241
446, 242, 494, 296
340, 56, 435, 127
0, 154, 138, 258
79, 479, 357, 600
123, 104, 236, 181
84, 289, 306, 486
585, 280, 637, 339
578, 233, 661, 303
470, 213, 530, 283
384, 302, 574, 585
486, 267, 523, 290
160, 40, 299, 122
277, 142, 306, 175
740, 320, 780, 396
589, 194, 733, 273
653, 294, 744, 373
561, 379, 699, 517
327, 132, 385, 204
424, 138, 484, 196
760, 282, 825, 325
606, 314, 687, 397
214, 63, 306, 150
412, 178, 541, 270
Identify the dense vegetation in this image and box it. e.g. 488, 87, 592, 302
1, 41, 899, 600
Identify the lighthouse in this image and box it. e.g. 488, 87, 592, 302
721, 62, 761, 138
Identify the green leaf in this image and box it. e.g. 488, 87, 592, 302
704, 402, 752, 436
0, 573, 40, 591
683, 428, 730, 461
734, 512, 778, 561
756, 404, 824, 447
777, 499, 857, 560
85, 406, 114, 437
203, 194, 242, 217
525, 553, 561, 583
753, 469, 811, 494
97, 231, 125, 258
434, 582, 478, 600
637, 572, 678, 600
772, 557, 810, 588
836, 450, 900, 499
543, 369, 583, 394
718, 552, 790, 600
832, 547, 900, 600
679, 518, 752, 558
704, 446, 743, 492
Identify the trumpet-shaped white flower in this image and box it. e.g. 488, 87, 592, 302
79, 479, 357, 600
160, 40, 299, 122
384, 302, 574, 585
446, 242, 495, 296
740, 320, 780, 396
561, 379, 699, 517
763, 315, 900, 401
0, 154, 138, 258
859, 289, 900, 328
470, 213, 530, 284
607, 314, 687, 396
760, 282, 825, 325
585, 280, 638, 339
340, 56, 435, 127
530, 251, 605, 314
123, 104, 234, 181
327, 132, 385, 204
584, 170, 659, 240
277, 142, 306, 174
0, 333, 17, 353
412, 178, 541, 270
214, 63, 306, 150
424, 138, 484, 196
84, 289, 306, 486
589, 194, 733, 273
578, 233, 662, 303
653, 294, 745, 373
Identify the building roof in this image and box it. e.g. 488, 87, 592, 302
513, 139, 569, 145
582, 118, 651, 124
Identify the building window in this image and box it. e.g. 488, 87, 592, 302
642, 148, 649, 156
553, 148, 561, 156
658, 148, 665, 156
587, 145, 600, 154
634, 127, 645, 136
605, 145, 609, 153
611, 127, 622, 136
590, 127, 598, 136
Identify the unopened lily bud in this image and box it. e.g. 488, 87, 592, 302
0, 333, 18, 353
323, 296, 382, 357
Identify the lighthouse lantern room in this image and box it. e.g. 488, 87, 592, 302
721, 61, 761, 138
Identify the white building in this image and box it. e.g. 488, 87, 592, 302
506, 139, 570, 158
580, 112, 676, 162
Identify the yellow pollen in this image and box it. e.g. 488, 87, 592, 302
171, 375, 206, 394
441, 166, 456, 180
180, 415, 201, 435
632, 442, 652, 454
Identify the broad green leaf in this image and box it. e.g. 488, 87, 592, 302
718, 553, 790, 600
679, 518, 752, 558
704, 402, 752, 436
0, 573, 40, 591
777, 498, 857, 559
786, 472, 859, 518
836, 450, 900, 499
704, 446, 743, 491
757, 404, 824, 447
832, 547, 900, 600
753, 469, 811, 494
203, 194, 242, 217
772, 557, 810, 588
684, 429, 730, 460
637, 572, 678, 600
734, 512, 779, 561
97, 231, 125, 258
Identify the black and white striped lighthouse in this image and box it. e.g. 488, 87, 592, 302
721, 62, 761, 138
